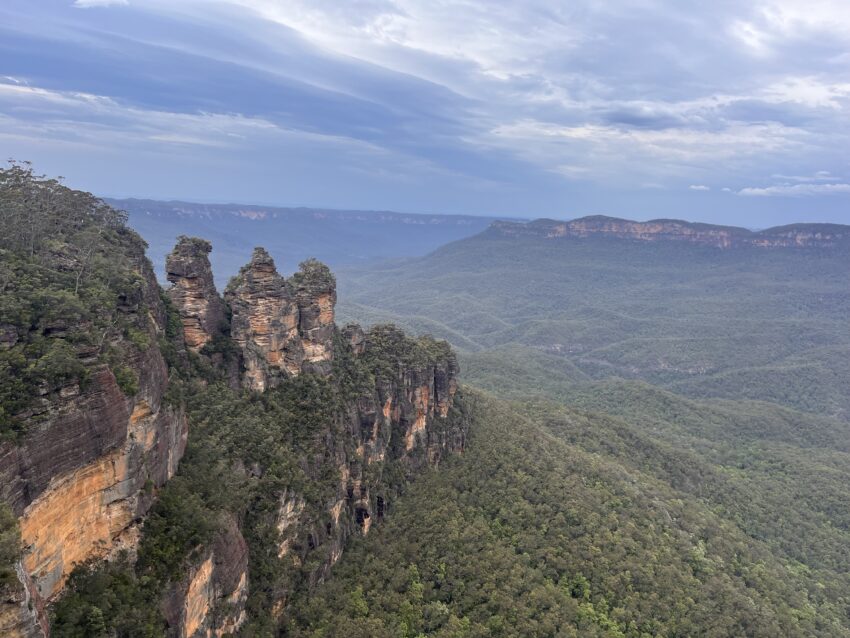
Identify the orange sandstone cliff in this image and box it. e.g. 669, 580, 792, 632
0, 245, 188, 637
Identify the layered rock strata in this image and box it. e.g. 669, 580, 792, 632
166, 236, 226, 351
490, 215, 850, 249
223, 249, 336, 390
0, 254, 188, 637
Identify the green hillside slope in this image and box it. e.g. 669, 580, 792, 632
337, 232, 850, 418
289, 391, 850, 637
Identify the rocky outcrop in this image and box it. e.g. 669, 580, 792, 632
2, 229, 461, 637
292, 259, 336, 375
224, 249, 336, 390
0, 252, 188, 637
166, 237, 226, 351
262, 324, 462, 615
163, 518, 249, 638
224, 248, 303, 391
489, 216, 850, 249
357, 326, 461, 466
342, 324, 366, 355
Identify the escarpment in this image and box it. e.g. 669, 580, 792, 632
0, 211, 188, 637
245, 323, 462, 630
490, 215, 850, 248
150, 241, 463, 634
1, 188, 465, 638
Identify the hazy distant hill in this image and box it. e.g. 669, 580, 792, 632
109, 198, 505, 287
337, 216, 850, 418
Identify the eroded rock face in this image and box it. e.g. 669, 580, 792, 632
0, 257, 188, 637
342, 324, 365, 356
225, 248, 302, 391
2, 232, 461, 637
0, 563, 44, 638
166, 237, 226, 351
224, 250, 336, 390
264, 324, 462, 612
489, 216, 850, 249
163, 517, 249, 638
292, 259, 336, 375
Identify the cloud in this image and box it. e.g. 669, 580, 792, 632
770, 170, 833, 182
0, 80, 396, 157
481, 118, 805, 188
73, 0, 129, 7
689, 184, 710, 191
738, 183, 850, 196
3, 0, 850, 222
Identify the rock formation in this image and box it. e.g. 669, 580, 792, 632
489, 215, 850, 249
224, 248, 303, 391
166, 236, 226, 351
342, 323, 366, 355
224, 249, 336, 390
292, 259, 336, 375
1, 230, 462, 637
0, 250, 187, 638
258, 323, 461, 621
163, 517, 249, 638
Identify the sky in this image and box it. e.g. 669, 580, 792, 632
2, 0, 850, 226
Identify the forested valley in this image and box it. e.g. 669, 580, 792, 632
2, 165, 850, 637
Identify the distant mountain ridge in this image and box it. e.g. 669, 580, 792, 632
107, 198, 508, 287
488, 215, 850, 248
107, 198, 501, 226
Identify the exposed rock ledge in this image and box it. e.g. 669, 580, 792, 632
489, 215, 850, 249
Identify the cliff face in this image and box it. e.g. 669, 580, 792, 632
222, 249, 335, 390
2, 224, 462, 637
163, 517, 249, 638
166, 237, 226, 351
0, 246, 187, 637
162, 243, 462, 633
259, 324, 462, 623
489, 216, 850, 249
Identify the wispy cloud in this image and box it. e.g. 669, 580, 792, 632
738, 183, 850, 196
770, 170, 834, 182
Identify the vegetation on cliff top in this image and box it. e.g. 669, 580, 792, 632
0, 162, 155, 439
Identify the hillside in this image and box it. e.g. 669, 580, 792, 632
318, 215, 850, 635
288, 392, 850, 637
337, 219, 850, 418
110, 198, 503, 288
